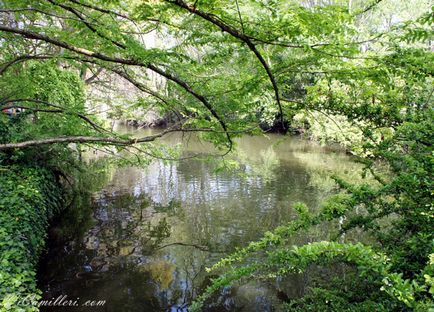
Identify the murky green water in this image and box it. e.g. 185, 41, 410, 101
38, 129, 362, 311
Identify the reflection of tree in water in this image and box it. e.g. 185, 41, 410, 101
85, 192, 174, 266
292, 151, 365, 194
153, 199, 183, 217
40, 136, 365, 311
67, 192, 209, 310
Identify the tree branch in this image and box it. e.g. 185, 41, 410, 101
235, 0, 245, 34
0, 7, 92, 23
110, 67, 184, 121
66, 0, 131, 20
0, 25, 232, 148
0, 55, 54, 75
0, 125, 242, 151
356, 0, 384, 15
166, 0, 285, 131
84, 67, 104, 84
1, 99, 109, 133
45, 0, 127, 49
0, 126, 181, 151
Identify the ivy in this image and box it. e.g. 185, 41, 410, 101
0, 0, 432, 311
0, 166, 63, 312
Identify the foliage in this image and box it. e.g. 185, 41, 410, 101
0, 0, 433, 311
0, 61, 90, 140
0, 40, 108, 312
0, 166, 62, 312
194, 102, 433, 310
192, 241, 429, 311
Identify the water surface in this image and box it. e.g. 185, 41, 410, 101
39, 130, 361, 311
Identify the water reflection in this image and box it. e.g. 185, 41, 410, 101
39, 133, 361, 311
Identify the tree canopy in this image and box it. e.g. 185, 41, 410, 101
0, 0, 433, 311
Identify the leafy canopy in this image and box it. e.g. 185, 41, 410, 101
0, 0, 433, 311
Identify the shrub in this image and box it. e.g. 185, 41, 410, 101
0, 166, 62, 311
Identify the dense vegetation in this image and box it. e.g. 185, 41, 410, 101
0, 0, 432, 311
0, 167, 62, 311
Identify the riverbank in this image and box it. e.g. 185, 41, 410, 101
0, 166, 63, 311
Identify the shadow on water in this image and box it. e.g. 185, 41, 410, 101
37, 132, 363, 311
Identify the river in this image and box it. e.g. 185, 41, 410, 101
38, 128, 362, 311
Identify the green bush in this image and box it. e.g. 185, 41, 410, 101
0, 166, 62, 311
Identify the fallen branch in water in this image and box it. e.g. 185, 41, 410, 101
154, 242, 210, 252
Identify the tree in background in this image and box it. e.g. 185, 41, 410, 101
0, 0, 432, 311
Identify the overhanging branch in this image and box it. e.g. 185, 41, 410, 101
0, 25, 233, 148
0, 126, 181, 151
1, 99, 108, 133
167, 0, 286, 131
